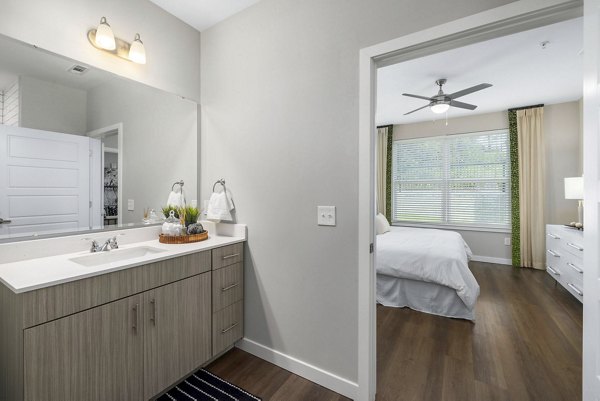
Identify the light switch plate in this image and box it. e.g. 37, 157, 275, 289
128, 199, 134, 211
318, 206, 336, 226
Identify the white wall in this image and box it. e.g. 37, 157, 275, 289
1, 0, 200, 101
392, 101, 582, 261
19, 76, 87, 135
87, 79, 197, 224
201, 0, 514, 386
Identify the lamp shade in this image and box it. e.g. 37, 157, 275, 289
564, 176, 584, 199
95, 17, 116, 50
431, 103, 450, 114
128, 34, 146, 64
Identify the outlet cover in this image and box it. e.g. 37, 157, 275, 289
318, 206, 336, 226
128, 199, 135, 211
504, 237, 511, 246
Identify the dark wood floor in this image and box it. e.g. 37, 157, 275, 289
377, 261, 583, 401
208, 262, 582, 401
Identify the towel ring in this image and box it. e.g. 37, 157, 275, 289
172, 180, 184, 191
212, 179, 226, 193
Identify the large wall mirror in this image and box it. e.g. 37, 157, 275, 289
0, 34, 198, 241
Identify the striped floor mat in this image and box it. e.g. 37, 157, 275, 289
158, 368, 262, 401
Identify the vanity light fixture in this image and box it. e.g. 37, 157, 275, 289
128, 34, 146, 65
88, 18, 147, 64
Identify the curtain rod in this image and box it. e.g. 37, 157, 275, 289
508, 104, 544, 112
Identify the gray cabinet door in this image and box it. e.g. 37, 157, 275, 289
144, 273, 212, 399
23, 294, 144, 401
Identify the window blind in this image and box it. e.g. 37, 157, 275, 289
392, 129, 511, 230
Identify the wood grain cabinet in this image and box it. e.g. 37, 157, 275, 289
0, 242, 245, 401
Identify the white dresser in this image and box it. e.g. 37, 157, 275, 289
546, 224, 584, 302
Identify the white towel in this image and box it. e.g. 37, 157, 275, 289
206, 189, 234, 222
166, 190, 185, 208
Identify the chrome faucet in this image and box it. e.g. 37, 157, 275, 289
89, 236, 120, 253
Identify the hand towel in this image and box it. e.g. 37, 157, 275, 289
166, 190, 185, 208
206, 189, 235, 222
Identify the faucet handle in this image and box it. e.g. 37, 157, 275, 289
109, 233, 124, 249
83, 238, 101, 252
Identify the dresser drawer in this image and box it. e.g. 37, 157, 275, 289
213, 301, 243, 355
212, 243, 244, 270
212, 263, 243, 312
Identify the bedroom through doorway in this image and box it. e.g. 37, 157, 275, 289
372, 15, 584, 401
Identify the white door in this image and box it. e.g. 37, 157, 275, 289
0, 125, 91, 239
583, 1, 600, 399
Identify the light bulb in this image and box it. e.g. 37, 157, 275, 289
430, 103, 450, 114
95, 17, 116, 50
129, 34, 146, 64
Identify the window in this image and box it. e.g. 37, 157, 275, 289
392, 129, 511, 230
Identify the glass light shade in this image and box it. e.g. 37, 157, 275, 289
430, 103, 450, 114
129, 34, 146, 64
95, 17, 116, 50
564, 177, 584, 199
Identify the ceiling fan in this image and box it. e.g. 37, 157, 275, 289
402, 79, 492, 115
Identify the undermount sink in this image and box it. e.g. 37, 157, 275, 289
70, 246, 166, 267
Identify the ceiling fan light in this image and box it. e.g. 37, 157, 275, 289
431, 103, 450, 114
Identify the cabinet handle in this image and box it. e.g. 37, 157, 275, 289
150, 299, 156, 325
132, 304, 139, 333
547, 233, 560, 239
221, 283, 240, 292
568, 283, 583, 296
221, 322, 239, 334
547, 249, 560, 257
222, 253, 240, 260
566, 242, 584, 252
567, 262, 583, 274
547, 265, 560, 276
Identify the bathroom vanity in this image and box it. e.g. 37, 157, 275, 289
0, 223, 246, 401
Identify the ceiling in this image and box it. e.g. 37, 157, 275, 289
149, 0, 260, 32
377, 17, 583, 126
0, 35, 115, 92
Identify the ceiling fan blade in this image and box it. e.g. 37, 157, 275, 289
449, 100, 477, 110
404, 104, 431, 115
448, 83, 492, 99
402, 93, 434, 101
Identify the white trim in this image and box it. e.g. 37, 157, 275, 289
470, 255, 512, 266
236, 338, 358, 400
87, 123, 124, 226
358, 2, 581, 401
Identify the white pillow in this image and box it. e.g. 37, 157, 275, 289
375, 213, 391, 235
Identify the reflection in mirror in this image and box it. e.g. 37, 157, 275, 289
0, 34, 198, 241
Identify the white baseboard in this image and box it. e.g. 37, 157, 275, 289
236, 338, 358, 400
471, 255, 512, 265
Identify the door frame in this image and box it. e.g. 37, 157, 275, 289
357, 1, 583, 400
87, 123, 124, 226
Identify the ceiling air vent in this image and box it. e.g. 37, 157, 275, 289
67, 65, 89, 75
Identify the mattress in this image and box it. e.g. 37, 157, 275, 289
376, 226, 480, 320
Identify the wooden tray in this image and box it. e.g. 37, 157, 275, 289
159, 231, 208, 244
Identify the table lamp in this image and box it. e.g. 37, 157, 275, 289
564, 176, 584, 225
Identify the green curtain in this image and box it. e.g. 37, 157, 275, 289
386, 126, 393, 222
508, 110, 521, 267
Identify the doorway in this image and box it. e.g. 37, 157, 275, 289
357, 2, 587, 400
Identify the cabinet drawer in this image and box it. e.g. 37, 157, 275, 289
212, 263, 243, 312
213, 301, 243, 356
212, 242, 244, 270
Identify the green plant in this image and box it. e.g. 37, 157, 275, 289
162, 205, 179, 219
183, 206, 200, 226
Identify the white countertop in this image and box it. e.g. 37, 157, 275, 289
0, 223, 246, 294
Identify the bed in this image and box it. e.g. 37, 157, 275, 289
376, 226, 480, 321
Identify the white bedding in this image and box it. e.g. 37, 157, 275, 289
376, 226, 479, 312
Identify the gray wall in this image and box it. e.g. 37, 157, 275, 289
19, 76, 87, 135
393, 100, 582, 260
1, 0, 201, 101
87, 79, 197, 224
201, 0, 514, 383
